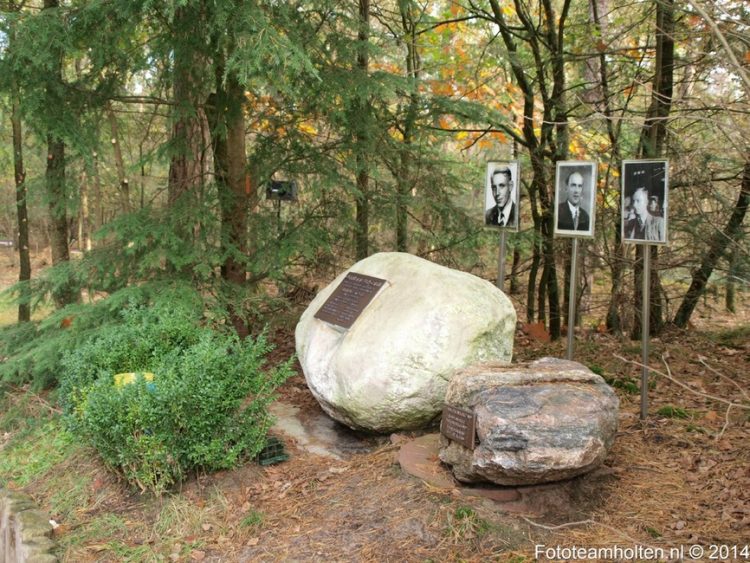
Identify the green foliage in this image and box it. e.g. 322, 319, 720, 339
603, 375, 639, 395
444, 505, 491, 541
60, 289, 292, 494
240, 510, 264, 529
656, 405, 692, 420
0, 281, 199, 390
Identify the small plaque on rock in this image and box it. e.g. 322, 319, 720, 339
440, 405, 477, 450
314, 272, 387, 329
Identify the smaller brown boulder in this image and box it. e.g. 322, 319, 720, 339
439, 357, 619, 486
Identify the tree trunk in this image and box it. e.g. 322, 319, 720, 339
11, 61, 31, 322
43, 0, 78, 307
589, 0, 626, 334
168, 5, 208, 205
510, 244, 520, 294
673, 157, 750, 327
632, 0, 674, 338
354, 0, 370, 260
396, 0, 419, 252
210, 35, 250, 338
543, 220, 561, 339
91, 150, 103, 233
107, 103, 131, 213
46, 135, 78, 307
527, 230, 541, 323
80, 169, 92, 251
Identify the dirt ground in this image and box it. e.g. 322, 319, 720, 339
2, 250, 749, 561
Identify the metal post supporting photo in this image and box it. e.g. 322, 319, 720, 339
497, 230, 507, 290
566, 238, 579, 360
553, 160, 598, 361
621, 159, 670, 421
641, 247, 651, 420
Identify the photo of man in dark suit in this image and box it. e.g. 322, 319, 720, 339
554, 161, 597, 238
557, 172, 589, 231
484, 162, 519, 230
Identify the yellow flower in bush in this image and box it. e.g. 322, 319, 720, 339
113, 372, 155, 388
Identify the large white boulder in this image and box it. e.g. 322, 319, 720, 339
295, 252, 516, 432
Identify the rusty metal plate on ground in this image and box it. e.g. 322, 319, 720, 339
314, 272, 387, 329
440, 405, 477, 450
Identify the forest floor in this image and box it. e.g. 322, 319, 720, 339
1, 249, 749, 562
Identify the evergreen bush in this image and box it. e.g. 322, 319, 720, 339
59, 287, 292, 494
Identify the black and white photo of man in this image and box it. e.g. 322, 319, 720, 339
484, 162, 519, 230
554, 161, 597, 238
622, 160, 669, 245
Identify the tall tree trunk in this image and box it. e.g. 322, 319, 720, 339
632, 0, 674, 338
44, 0, 78, 307
673, 157, 750, 327
588, 0, 626, 334
107, 103, 131, 213
396, 0, 419, 252
46, 135, 78, 307
210, 38, 250, 338
168, 5, 207, 205
354, 0, 370, 260
10, 46, 31, 322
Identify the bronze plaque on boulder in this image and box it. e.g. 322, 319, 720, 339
440, 405, 477, 450
314, 272, 387, 329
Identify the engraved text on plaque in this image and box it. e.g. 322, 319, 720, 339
314, 272, 387, 329
440, 405, 477, 450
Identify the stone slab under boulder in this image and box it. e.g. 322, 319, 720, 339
398, 433, 615, 517
295, 252, 516, 433
439, 357, 619, 486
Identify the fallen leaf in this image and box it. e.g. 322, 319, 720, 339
521, 322, 550, 343
717, 439, 733, 451
703, 411, 720, 423
190, 550, 206, 561
202, 524, 212, 532
247, 537, 260, 546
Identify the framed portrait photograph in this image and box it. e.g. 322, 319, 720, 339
621, 160, 669, 245
484, 161, 520, 231
554, 161, 597, 238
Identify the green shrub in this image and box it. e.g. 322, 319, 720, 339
0, 282, 203, 390
61, 291, 292, 494
59, 289, 205, 425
